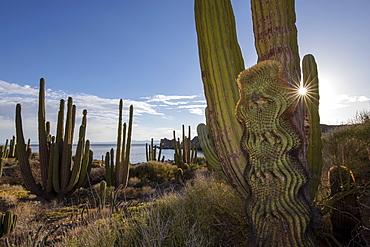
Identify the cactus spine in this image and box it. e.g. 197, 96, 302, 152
16, 78, 92, 200
0, 211, 17, 237
302, 54, 323, 199
104, 100, 133, 188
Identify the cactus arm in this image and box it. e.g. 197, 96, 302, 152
145, 143, 149, 161
121, 105, 133, 188
104, 151, 112, 186
46, 142, 55, 193
236, 60, 314, 246
74, 140, 91, 188
65, 131, 84, 192
65, 109, 88, 192
194, 0, 248, 197
302, 54, 323, 200
15, 104, 43, 196
38, 78, 49, 190
157, 142, 163, 161
197, 123, 229, 181
60, 97, 74, 191
52, 142, 61, 193
56, 99, 65, 144
115, 99, 123, 187
9, 135, 15, 158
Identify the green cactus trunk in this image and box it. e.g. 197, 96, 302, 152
38, 78, 50, 191
236, 61, 314, 246
194, 0, 248, 197
302, 54, 323, 199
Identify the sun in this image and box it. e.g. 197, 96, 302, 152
298, 87, 308, 95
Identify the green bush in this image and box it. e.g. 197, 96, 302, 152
322, 112, 370, 185
129, 161, 178, 184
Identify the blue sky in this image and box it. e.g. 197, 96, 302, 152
1, 1, 369, 143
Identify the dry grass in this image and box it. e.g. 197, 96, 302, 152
54, 171, 248, 247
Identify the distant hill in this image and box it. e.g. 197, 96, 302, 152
320, 124, 348, 133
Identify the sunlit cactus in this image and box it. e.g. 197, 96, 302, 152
236, 61, 314, 246
194, 0, 248, 198
302, 54, 323, 199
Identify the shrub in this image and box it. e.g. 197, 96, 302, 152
129, 161, 178, 184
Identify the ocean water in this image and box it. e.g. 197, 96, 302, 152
30, 144, 204, 164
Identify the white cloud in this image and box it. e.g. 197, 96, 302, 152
358, 96, 370, 102
142, 94, 199, 105
0, 81, 39, 96
189, 108, 204, 115
0, 80, 206, 142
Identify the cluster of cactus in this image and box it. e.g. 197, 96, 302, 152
146, 139, 164, 162
1, 136, 16, 159
96, 180, 123, 214
16, 78, 92, 200
104, 100, 133, 188
0, 142, 8, 178
0, 211, 17, 237
0, 137, 23, 177
173, 125, 197, 169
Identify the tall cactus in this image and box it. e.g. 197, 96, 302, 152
302, 54, 323, 200
104, 100, 133, 188
16, 78, 92, 200
195, 0, 318, 245
194, 0, 248, 197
